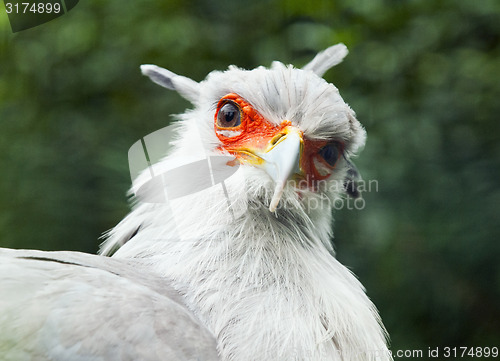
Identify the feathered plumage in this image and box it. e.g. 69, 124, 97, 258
1, 44, 392, 361
0, 249, 218, 360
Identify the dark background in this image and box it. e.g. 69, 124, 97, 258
1, 0, 499, 359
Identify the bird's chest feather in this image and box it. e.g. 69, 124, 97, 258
148, 234, 389, 361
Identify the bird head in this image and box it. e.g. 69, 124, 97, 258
140, 44, 365, 221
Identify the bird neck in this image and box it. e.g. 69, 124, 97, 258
106, 200, 390, 360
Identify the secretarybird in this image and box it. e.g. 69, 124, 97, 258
0, 44, 392, 361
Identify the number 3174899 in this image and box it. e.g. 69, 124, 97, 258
5, 2, 62, 14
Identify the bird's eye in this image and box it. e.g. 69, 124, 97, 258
217, 102, 241, 128
318, 143, 341, 167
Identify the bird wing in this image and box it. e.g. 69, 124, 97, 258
0, 248, 219, 361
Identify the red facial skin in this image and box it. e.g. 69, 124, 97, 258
214, 93, 343, 189
214, 93, 292, 151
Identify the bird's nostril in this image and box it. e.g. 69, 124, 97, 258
270, 133, 285, 146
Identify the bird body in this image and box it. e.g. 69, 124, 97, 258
0, 249, 218, 361
1, 44, 392, 360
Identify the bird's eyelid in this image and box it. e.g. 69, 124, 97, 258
140, 64, 200, 104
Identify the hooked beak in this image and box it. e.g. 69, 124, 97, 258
257, 127, 303, 212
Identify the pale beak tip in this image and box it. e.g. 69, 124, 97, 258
268, 182, 286, 212
269, 199, 279, 212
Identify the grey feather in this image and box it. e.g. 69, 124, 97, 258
141, 64, 200, 104
343, 158, 363, 199
0, 249, 219, 361
302, 43, 348, 77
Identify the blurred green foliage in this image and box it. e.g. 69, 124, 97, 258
0, 0, 499, 359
